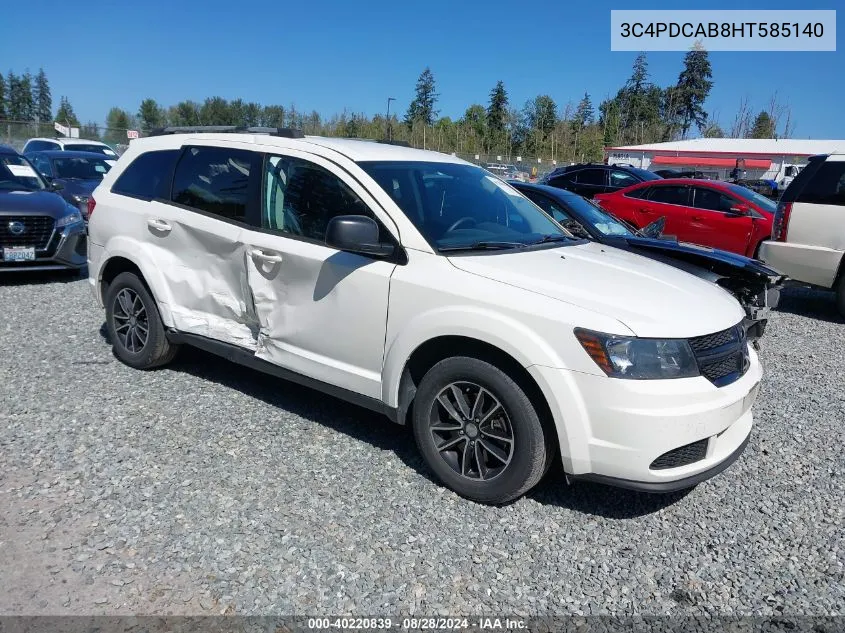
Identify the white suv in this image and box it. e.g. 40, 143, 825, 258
87, 127, 762, 504
759, 153, 845, 315
22, 137, 119, 158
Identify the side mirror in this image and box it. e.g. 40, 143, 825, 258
325, 215, 394, 258
641, 216, 667, 238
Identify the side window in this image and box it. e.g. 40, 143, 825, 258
648, 186, 689, 206
796, 161, 845, 206
527, 194, 590, 239
31, 155, 53, 177
548, 175, 572, 189
693, 187, 738, 212
576, 169, 606, 186
625, 186, 649, 199
112, 150, 180, 200
171, 146, 257, 221
262, 155, 375, 242
609, 170, 638, 189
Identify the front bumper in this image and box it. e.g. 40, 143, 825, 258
0, 222, 87, 272
530, 345, 762, 491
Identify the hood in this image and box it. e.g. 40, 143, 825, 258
0, 190, 75, 218
447, 241, 745, 338
615, 236, 785, 282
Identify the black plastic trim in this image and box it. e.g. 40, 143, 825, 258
569, 432, 750, 493
165, 331, 400, 423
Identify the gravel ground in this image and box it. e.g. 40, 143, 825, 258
0, 272, 843, 617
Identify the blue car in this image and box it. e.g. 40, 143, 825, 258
25, 150, 116, 221
510, 181, 785, 343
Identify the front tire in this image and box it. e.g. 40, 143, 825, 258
412, 357, 548, 505
105, 271, 179, 369
836, 274, 845, 317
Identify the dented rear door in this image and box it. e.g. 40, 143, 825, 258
147, 145, 262, 349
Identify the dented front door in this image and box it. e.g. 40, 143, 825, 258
242, 151, 397, 399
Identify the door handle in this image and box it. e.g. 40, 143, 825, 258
691, 215, 704, 221
249, 248, 283, 264
639, 208, 652, 213
147, 218, 171, 232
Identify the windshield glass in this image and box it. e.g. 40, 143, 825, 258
69, 144, 118, 157
562, 192, 635, 237
0, 155, 47, 191
53, 156, 113, 180
360, 161, 570, 250
726, 183, 777, 213
629, 166, 662, 181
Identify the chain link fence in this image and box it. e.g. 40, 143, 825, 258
0, 120, 133, 155
1, 119, 577, 179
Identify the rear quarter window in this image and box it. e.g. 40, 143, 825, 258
111, 150, 180, 200
795, 161, 845, 206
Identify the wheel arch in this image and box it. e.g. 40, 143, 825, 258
392, 335, 561, 462
97, 241, 175, 327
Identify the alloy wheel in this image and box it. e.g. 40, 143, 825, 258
428, 381, 515, 481
111, 287, 149, 353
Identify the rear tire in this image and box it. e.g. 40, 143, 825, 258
105, 271, 179, 369
412, 356, 548, 505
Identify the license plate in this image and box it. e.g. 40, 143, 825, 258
3, 247, 36, 262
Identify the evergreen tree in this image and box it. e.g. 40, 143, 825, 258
404, 67, 439, 127
171, 100, 201, 126
200, 96, 232, 125
573, 92, 594, 129
486, 80, 508, 148
34, 68, 51, 123
0, 73, 6, 119
8, 72, 36, 121
674, 43, 713, 137
747, 111, 775, 139
55, 96, 80, 126
104, 107, 132, 145
138, 98, 165, 131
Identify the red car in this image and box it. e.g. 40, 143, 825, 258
593, 179, 776, 258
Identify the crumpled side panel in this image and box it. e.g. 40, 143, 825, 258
164, 221, 258, 350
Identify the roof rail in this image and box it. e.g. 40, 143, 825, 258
148, 126, 304, 138
342, 137, 411, 148
376, 139, 410, 147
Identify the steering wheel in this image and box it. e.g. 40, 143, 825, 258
447, 217, 477, 232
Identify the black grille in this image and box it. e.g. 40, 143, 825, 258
0, 216, 56, 250
689, 327, 738, 353
689, 324, 749, 387
650, 439, 709, 470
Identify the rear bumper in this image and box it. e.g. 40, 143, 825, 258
758, 240, 842, 289
0, 223, 87, 272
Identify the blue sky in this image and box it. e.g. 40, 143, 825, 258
1, 0, 841, 138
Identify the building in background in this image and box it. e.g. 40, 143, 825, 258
605, 138, 845, 192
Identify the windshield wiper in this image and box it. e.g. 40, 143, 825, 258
531, 234, 572, 245
439, 241, 528, 252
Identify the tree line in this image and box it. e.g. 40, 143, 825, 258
2, 54, 795, 160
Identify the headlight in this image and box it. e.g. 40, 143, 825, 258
56, 209, 84, 228
575, 328, 699, 379
70, 194, 89, 205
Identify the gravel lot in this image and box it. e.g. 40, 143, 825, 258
0, 272, 843, 617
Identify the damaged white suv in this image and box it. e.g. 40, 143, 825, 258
88, 127, 762, 504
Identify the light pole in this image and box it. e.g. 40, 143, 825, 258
386, 97, 396, 141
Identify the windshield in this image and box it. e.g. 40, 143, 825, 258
629, 166, 662, 181
360, 161, 570, 251
561, 192, 635, 237
68, 144, 118, 157
53, 156, 113, 180
726, 183, 777, 213
0, 155, 47, 191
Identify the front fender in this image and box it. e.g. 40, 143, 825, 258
382, 305, 569, 407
